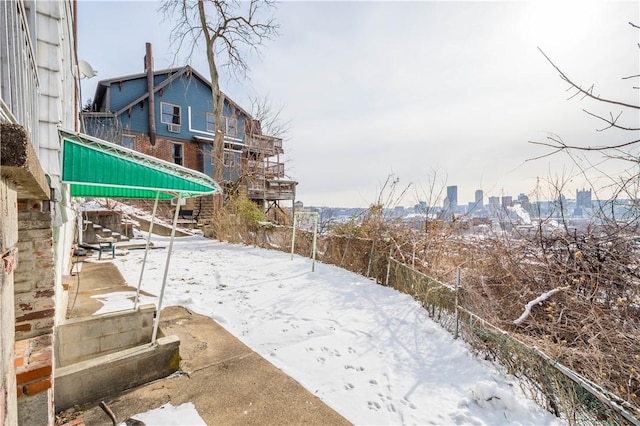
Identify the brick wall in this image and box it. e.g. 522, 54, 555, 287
13, 200, 55, 425
15, 336, 52, 398
134, 135, 201, 171
1, 181, 18, 426
14, 200, 55, 340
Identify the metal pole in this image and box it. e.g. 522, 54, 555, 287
134, 192, 159, 310
454, 266, 460, 339
77, 206, 84, 245
311, 213, 318, 272
290, 212, 298, 260
151, 192, 182, 346
385, 245, 392, 286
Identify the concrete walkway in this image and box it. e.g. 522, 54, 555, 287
62, 259, 350, 425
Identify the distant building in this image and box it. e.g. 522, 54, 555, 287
576, 189, 592, 208
517, 193, 529, 205
445, 185, 458, 212
392, 206, 405, 217
488, 196, 500, 208
475, 189, 484, 208
501, 196, 513, 209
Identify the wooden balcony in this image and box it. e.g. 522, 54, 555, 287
0, 1, 40, 145
247, 160, 285, 179
247, 179, 297, 201
246, 134, 284, 156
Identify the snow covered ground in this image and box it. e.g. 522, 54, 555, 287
99, 234, 563, 425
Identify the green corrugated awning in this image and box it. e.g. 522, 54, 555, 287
60, 129, 220, 199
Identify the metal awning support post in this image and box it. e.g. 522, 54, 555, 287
310, 213, 318, 272
290, 213, 298, 260
151, 192, 182, 346
134, 191, 160, 310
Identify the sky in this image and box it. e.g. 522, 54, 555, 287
92, 230, 563, 425
77, 1, 640, 208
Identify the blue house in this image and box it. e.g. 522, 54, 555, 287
81, 65, 297, 221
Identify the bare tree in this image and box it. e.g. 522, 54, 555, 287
415, 167, 447, 235
163, 0, 278, 209
248, 95, 290, 140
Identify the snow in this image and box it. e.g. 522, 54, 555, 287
513, 287, 567, 325
120, 402, 206, 425
105, 234, 563, 425
91, 291, 156, 315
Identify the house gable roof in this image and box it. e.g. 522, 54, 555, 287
93, 66, 251, 119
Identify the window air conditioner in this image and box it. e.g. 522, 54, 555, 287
170, 197, 186, 206
167, 123, 181, 133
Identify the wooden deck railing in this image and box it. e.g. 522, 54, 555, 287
248, 179, 296, 201
246, 134, 284, 156
247, 160, 285, 178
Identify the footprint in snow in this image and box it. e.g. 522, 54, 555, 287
401, 398, 417, 410
345, 365, 365, 372
344, 383, 355, 390
367, 401, 381, 411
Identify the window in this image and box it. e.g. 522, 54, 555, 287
161, 102, 181, 125
225, 116, 238, 136
206, 112, 215, 132
223, 151, 236, 167
121, 135, 135, 150
172, 143, 183, 166
205, 113, 237, 136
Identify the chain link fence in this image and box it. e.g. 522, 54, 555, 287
386, 258, 640, 426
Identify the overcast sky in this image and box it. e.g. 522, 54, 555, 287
78, 1, 640, 208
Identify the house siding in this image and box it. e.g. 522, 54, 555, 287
108, 77, 149, 112
1, 0, 78, 423
200, 143, 242, 182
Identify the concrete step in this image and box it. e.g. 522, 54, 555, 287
111, 232, 129, 243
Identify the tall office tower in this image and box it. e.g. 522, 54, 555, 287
488, 196, 500, 208
446, 186, 458, 210
475, 189, 483, 208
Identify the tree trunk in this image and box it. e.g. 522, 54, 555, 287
198, 0, 224, 211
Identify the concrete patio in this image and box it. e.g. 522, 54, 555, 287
58, 255, 350, 425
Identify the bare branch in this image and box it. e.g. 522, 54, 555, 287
538, 47, 640, 110
583, 109, 640, 132
529, 134, 640, 153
